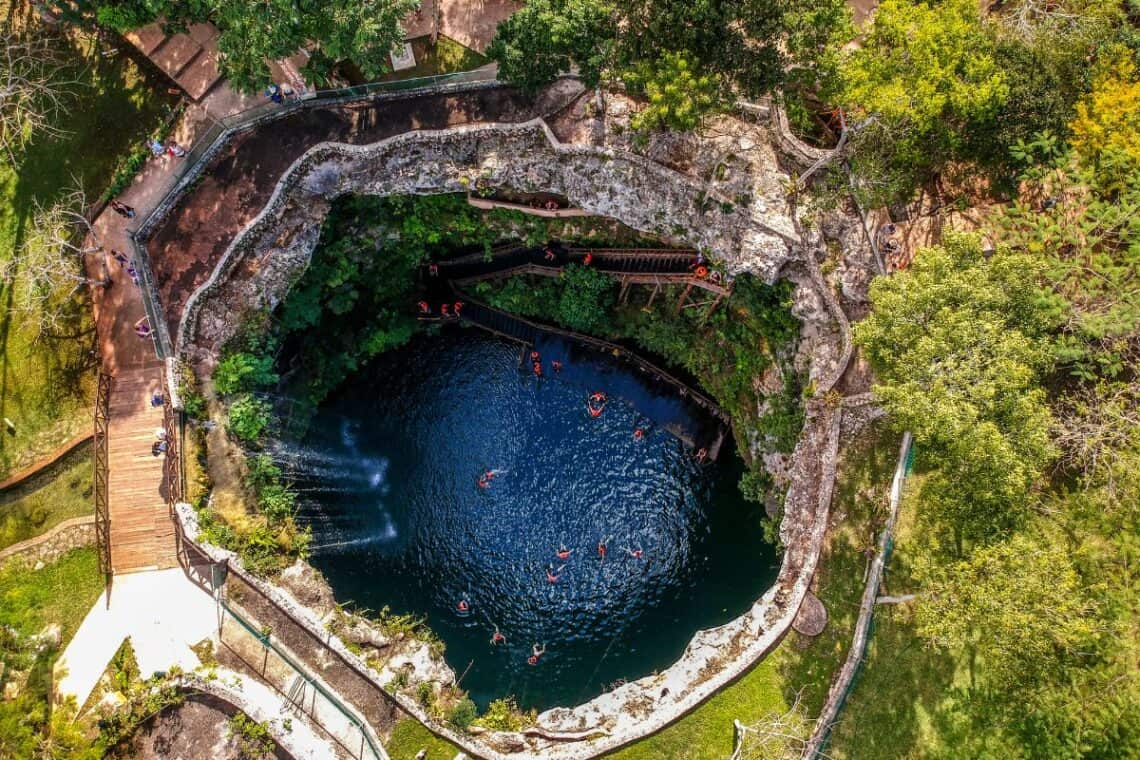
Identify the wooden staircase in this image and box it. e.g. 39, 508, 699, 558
107, 365, 178, 573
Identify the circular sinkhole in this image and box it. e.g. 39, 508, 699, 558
282, 329, 777, 710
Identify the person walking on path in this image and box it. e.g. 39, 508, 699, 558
110, 200, 136, 219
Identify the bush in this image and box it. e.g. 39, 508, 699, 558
214, 351, 279, 395
227, 395, 271, 443
447, 698, 478, 730
416, 682, 435, 707
475, 697, 533, 732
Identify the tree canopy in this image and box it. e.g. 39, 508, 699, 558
90, 0, 417, 91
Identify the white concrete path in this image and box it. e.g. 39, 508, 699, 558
54, 568, 218, 710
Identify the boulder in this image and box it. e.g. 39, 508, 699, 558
341, 619, 390, 651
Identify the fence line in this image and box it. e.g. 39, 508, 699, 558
124, 68, 500, 360
217, 594, 387, 760
800, 431, 914, 758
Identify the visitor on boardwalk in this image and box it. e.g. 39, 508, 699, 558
110, 199, 136, 219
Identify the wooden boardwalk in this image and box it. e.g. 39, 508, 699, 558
107, 366, 178, 573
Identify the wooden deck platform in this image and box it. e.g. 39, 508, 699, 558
107, 366, 178, 574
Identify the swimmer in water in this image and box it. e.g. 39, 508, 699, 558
633, 427, 645, 440
490, 626, 506, 646
531, 350, 540, 361
556, 545, 572, 561
624, 546, 644, 559
695, 447, 708, 463
457, 599, 470, 613
551, 359, 563, 372
477, 474, 490, 489
597, 539, 608, 560
546, 564, 564, 583
527, 643, 546, 665
533, 361, 543, 377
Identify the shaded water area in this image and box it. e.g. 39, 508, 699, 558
283, 330, 777, 710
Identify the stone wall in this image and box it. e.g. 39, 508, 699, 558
177, 119, 802, 363
0, 517, 97, 569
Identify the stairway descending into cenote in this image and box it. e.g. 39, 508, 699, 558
419, 246, 731, 460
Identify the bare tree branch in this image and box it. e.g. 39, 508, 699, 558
1, 187, 108, 337
0, 26, 80, 165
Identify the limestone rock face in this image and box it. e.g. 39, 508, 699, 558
277, 559, 337, 614
386, 643, 456, 688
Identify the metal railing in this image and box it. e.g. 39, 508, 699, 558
217, 595, 386, 760
123, 66, 499, 360
93, 372, 113, 576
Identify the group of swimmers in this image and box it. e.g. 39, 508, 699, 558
418, 300, 463, 318
458, 538, 646, 665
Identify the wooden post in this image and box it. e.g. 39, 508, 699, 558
674, 282, 694, 316
618, 277, 631, 306
701, 292, 726, 324
646, 281, 661, 309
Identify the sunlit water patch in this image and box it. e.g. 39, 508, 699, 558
285, 330, 777, 709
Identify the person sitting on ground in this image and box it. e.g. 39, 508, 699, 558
527, 643, 546, 665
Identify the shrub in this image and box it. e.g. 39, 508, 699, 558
227, 395, 271, 443
447, 698, 478, 730
416, 682, 435, 707
214, 351, 279, 395
475, 697, 533, 732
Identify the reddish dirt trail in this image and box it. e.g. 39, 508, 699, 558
146, 86, 562, 341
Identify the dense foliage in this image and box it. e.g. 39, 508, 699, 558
855, 74, 1140, 752
488, 0, 851, 127
75, 0, 416, 91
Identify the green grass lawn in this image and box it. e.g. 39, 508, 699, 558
0, 441, 92, 550
822, 473, 971, 760
0, 546, 102, 643
0, 5, 178, 478
385, 717, 463, 759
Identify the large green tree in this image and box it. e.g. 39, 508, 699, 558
486, 0, 615, 91
856, 234, 1056, 543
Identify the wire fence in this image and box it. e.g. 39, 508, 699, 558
124, 67, 499, 360
801, 431, 914, 759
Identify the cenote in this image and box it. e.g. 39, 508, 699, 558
283, 329, 778, 710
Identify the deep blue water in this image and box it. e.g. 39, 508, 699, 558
288, 330, 776, 710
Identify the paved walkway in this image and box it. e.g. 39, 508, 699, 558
54, 568, 217, 710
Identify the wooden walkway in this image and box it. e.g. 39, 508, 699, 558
107, 366, 178, 574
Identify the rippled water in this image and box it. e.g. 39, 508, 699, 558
287, 330, 777, 710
